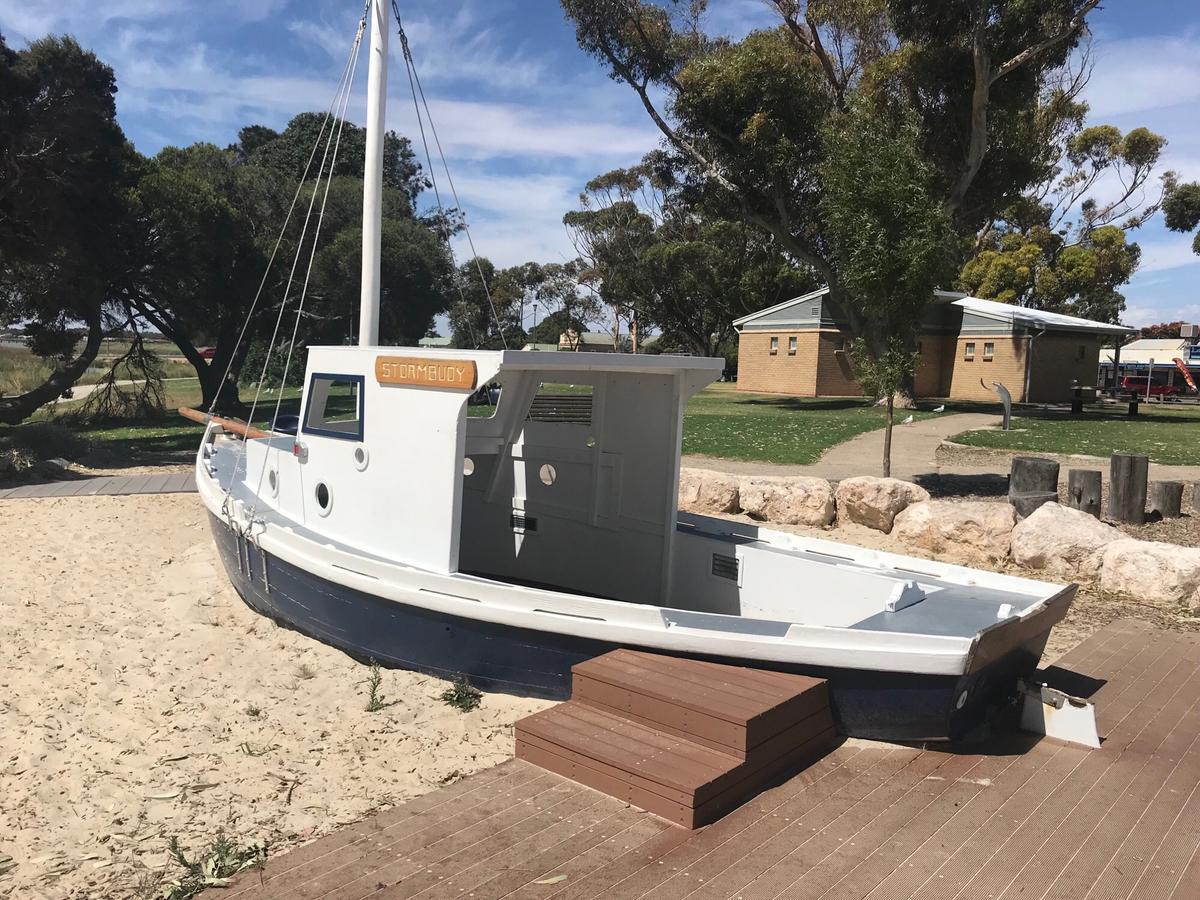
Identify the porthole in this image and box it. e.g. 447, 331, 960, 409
268, 468, 278, 496
463, 457, 475, 476
539, 463, 557, 486
956, 689, 969, 710
315, 482, 332, 516
353, 445, 369, 471
585, 437, 596, 448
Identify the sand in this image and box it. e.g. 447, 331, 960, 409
0, 493, 551, 899
3, 493, 1193, 898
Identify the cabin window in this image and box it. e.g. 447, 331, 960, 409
302, 373, 365, 441
769, 336, 779, 355
983, 342, 995, 361
787, 336, 797, 355
1078, 344, 1087, 361
810, 305, 819, 316
964, 342, 976, 361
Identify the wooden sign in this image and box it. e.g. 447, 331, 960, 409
374, 355, 477, 391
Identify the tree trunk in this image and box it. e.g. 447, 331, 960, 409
1066, 468, 1102, 518
882, 393, 893, 477
1148, 481, 1184, 520
195, 356, 243, 415
0, 313, 104, 425
1108, 452, 1148, 524
1008, 455, 1059, 518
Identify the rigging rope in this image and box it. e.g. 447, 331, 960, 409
219, 4, 369, 521
392, 0, 508, 350
205, 0, 372, 414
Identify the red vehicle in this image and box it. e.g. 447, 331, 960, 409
198, 346, 217, 360
1121, 375, 1182, 398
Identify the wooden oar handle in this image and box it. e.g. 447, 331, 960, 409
178, 407, 272, 440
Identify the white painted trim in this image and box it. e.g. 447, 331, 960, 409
731, 287, 831, 328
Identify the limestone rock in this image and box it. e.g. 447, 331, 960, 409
738, 476, 835, 527
834, 476, 930, 533
1100, 539, 1200, 605
1010, 502, 1122, 579
678, 468, 740, 515
892, 500, 1016, 563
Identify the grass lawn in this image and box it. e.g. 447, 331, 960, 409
681, 383, 935, 465
3, 377, 942, 472
949, 402, 1200, 466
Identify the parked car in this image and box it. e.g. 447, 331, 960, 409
1120, 375, 1182, 398
198, 346, 217, 360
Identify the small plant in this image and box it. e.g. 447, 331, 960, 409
296, 663, 317, 680
364, 660, 387, 712
440, 675, 482, 713
158, 831, 267, 900
246, 705, 263, 719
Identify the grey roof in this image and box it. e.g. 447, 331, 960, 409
733, 286, 1134, 336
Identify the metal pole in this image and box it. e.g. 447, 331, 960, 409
358, 0, 388, 347
1146, 358, 1154, 402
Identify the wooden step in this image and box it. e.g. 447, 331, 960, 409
571, 649, 831, 758
516, 701, 834, 828
514, 651, 837, 828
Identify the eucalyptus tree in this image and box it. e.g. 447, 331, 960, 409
559, 0, 1104, 358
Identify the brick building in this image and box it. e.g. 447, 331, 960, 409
733, 288, 1133, 402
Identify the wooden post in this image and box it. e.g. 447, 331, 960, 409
1148, 481, 1184, 519
1009, 456, 1060, 518
1108, 452, 1148, 524
1066, 469, 1102, 518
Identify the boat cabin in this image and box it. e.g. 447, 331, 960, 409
238, 346, 724, 605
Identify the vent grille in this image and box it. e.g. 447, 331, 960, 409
510, 512, 538, 533
711, 553, 739, 581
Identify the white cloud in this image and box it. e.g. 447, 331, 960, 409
1084, 35, 1200, 118
1121, 301, 1200, 328
1136, 236, 1200, 275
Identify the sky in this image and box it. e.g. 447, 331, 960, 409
2, 0, 1198, 330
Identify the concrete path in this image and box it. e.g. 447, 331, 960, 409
0, 471, 196, 500
683, 411, 999, 481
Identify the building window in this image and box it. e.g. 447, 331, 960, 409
964, 342, 976, 361
769, 336, 778, 355
787, 336, 797, 355
983, 342, 995, 361
810, 305, 819, 316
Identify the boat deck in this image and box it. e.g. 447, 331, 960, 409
210, 618, 1200, 900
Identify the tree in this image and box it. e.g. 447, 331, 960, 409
561, 0, 1104, 362
960, 124, 1165, 322
529, 310, 587, 346
447, 259, 526, 350
820, 97, 956, 474
566, 157, 811, 358
127, 119, 450, 411
238, 112, 426, 205
1139, 321, 1188, 340
0, 35, 138, 424
1163, 176, 1200, 256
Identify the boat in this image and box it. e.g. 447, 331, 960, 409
192, 0, 1075, 742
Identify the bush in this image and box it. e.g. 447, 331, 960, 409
239, 340, 303, 391
0, 421, 90, 472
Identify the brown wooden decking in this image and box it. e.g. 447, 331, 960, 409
210, 619, 1200, 900
0, 471, 196, 500
516, 650, 836, 828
